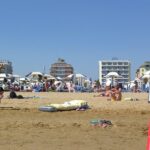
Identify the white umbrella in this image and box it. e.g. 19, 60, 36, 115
56, 77, 62, 80
105, 72, 122, 86
31, 72, 43, 76
20, 78, 26, 81
13, 74, 20, 78
142, 70, 150, 79
48, 75, 56, 80
75, 73, 86, 78
44, 74, 55, 80
145, 70, 150, 75
67, 74, 74, 78
105, 72, 120, 78
142, 74, 150, 79
12, 81, 19, 85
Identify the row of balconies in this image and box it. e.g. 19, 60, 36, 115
101, 67, 129, 70
102, 80, 129, 83
101, 62, 129, 66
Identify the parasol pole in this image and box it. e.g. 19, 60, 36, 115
111, 76, 114, 87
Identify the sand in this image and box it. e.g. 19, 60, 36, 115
0, 92, 150, 150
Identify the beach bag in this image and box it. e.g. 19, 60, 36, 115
17, 95, 24, 99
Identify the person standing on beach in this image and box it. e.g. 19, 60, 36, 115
0, 87, 4, 103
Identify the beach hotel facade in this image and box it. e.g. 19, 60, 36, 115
50, 58, 74, 79
99, 59, 131, 86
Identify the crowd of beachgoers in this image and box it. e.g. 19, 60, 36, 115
0, 75, 149, 104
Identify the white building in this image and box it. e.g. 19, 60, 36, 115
99, 59, 131, 86
0, 60, 13, 74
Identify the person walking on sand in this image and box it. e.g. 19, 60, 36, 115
0, 87, 4, 103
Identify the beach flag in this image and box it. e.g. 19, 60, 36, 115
147, 123, 150, 150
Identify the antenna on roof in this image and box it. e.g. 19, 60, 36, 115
43, 66, 46, 74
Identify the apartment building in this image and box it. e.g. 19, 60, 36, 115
136, 61, 150, 78
0, 60, 13, 74
50, 58, 74, 79
99, 59, 131, 86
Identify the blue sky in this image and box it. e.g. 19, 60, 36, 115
0, 0, 150, 80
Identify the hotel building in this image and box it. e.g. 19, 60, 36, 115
50, 58, 74, 79
99, 59, 131, 86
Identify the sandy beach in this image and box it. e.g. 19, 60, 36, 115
0, 92, 150, 150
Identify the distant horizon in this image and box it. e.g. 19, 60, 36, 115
0, 57, 148, 81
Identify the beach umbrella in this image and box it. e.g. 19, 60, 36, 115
31, 72, 43, 76
64, 74, 74, 82
56, 77, 62, 81
48, 75, 56, 80
67, 74, 74, 78
44, 74, 56, 80
105, 72, 122, 86
143, 71, 150, 82
142, 74, 150, 79
145, 70, 150, 75
105, 72, 120, 78
75, 73, 86, 78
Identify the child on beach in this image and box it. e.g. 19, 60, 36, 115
0, 87, 4, 103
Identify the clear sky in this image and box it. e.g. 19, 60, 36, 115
0, 0, 150, 80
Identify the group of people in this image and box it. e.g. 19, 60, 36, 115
0, 83, 123, 103
94, 84, 122, 101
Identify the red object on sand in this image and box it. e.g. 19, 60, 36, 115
147, 123, 150, 150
